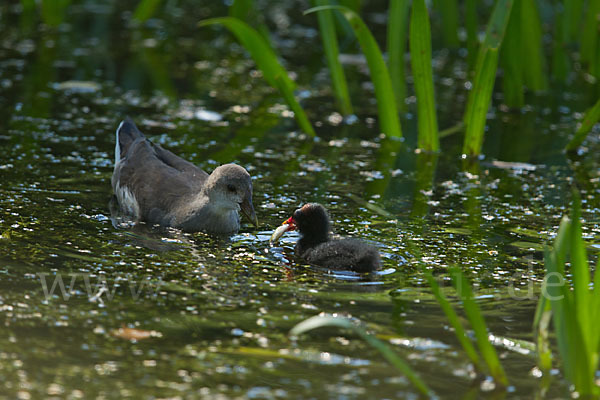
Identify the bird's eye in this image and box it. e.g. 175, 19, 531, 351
227, 184, 237, 193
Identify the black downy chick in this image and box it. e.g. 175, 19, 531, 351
271, 203, 381, 273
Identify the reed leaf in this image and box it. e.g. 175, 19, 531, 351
229, 0, 252, 20
387, 0, 409, 111
290, 314, 432, 397
532, 287, 552, 371
566, 97, 600, 151
432, 0, 459, 48
544, 195, 600, 395
520, 0, 547, 91
410, 0, 439, 151
551, 7, 570, 82
500, 4, 523, 107
465, 0, 479, 71
422, 268, 482, 370
450, 267, 508, 386
312, 0, 353, 115
563, 0, 585, 42
133, 0, 162, 22
41, 0, 70, 26
462, 0, 513, 156
581, 0, 600, 69
305, 5, 403, 138
198, 17, 315, 136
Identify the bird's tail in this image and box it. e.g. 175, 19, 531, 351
115, 118, 145, 165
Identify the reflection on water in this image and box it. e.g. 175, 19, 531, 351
0, 1, 599, 399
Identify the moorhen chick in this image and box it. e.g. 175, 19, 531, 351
111, 119, 258, 234
270, 203, 381, 272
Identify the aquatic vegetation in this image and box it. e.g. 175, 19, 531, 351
537, 193, 600, 397
290, 314, 433, 397
423, 266, 508, 387
306, 5, 403, 139
566, 98, 600, 151
409, 0, 439, 151
312, 0, 353, 116
387, 0, 409, 112
462, 0, 513, 157
133, 0, 162, 22
198, 17, 315, 136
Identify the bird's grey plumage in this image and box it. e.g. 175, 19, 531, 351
111, 119, 257, 234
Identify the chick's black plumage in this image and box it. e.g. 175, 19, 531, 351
291, 203, 381, 273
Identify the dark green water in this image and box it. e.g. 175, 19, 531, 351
1, 1, 599, 399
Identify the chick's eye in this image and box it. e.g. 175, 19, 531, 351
227, 184, 237, 193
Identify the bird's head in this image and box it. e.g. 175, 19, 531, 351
271, 203, 330, 243
205, 163, 258, 227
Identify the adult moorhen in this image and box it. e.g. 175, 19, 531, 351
111, 119, 258, 234
270, 203, 381, 272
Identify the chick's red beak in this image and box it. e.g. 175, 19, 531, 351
270, 216, 296, 243
283, 216, 296, 231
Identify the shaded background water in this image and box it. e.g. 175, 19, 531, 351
1, 0, 600, 398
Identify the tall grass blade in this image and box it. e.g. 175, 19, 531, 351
198, 18, 315, 136
41, 0, 71, 26
565, 97, 600, 151
432, 0, 459, 48
387, 0, 410, 111
465, 0, 479, 71
462, 0, 513, 157
133, 0, 162, 22
313, 0, 353, 116
500, 5, 523, 108
305, 6, 403, 138
520, 0, 547, 91
532, 286, 552, 371
563, 0, 585, 42
409, 0, 439, 151
422, 268, 482, 370
581, 0, 600, 70
551, 7, 570, 82
544, 196, 600, 396
450, 267, 508, 386
229, 0, 252, 20
290, 314, 433, 396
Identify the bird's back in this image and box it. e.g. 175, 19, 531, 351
298, 238, 381, 273
113, 120, 208, 225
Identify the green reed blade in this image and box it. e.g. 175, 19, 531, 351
544, 198, 600, 396
551, 7, 570, 82
450, 267, 508, 386
387, 0, 409, 111
432, 0, 459, 48
41, 0, 71, 26
569, 193, 593, 357
566, 97, 600, 151
290, 315, 433, 397
462, 0, 513, 157
465, 0, 479, 71
422, 268, 482, 371
520, 0, 548, 91
581, 0, 600, 66
500, 4, 523, 108
229, 0, 252, 20
410, 0, 439, 151
198, 18, 315, 136
532, 285, 552, 371
563, 0, 585, 42
133, 0, 162, 22
313, 0, 353, 115
305, 5, 403, 138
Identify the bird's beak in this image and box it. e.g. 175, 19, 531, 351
240, 196, 258, 228
270, 217, 296, 243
